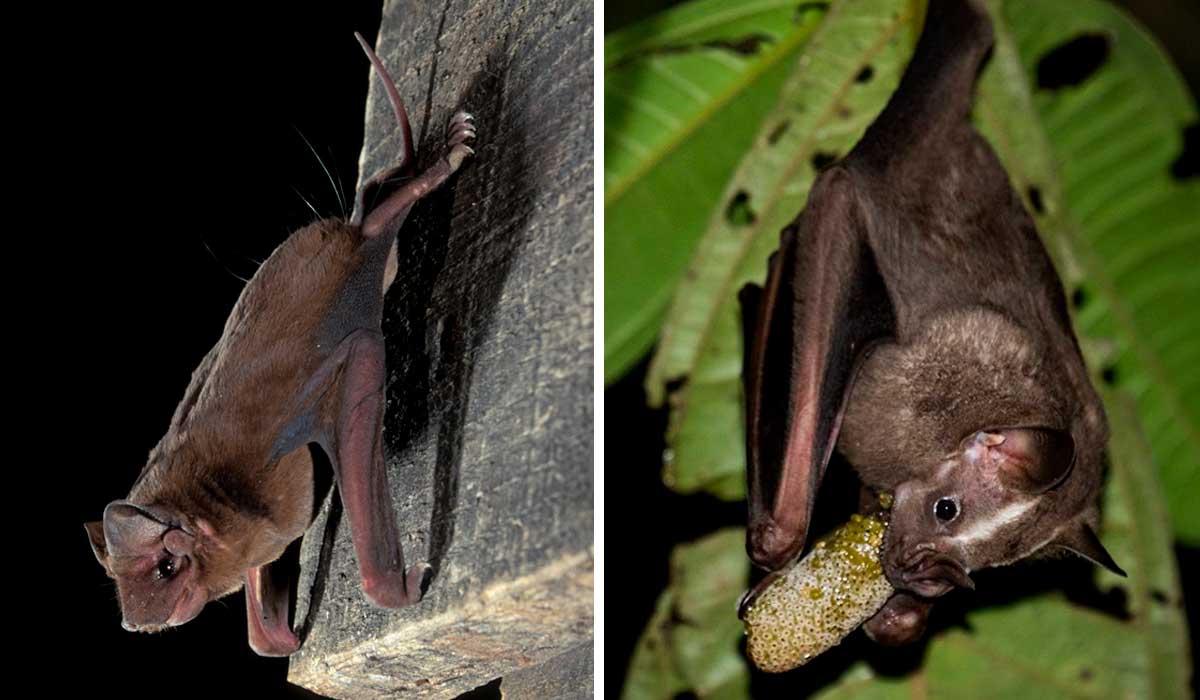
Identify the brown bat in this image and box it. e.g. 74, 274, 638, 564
740, 0, 1123, 646
84, 33, 476, 656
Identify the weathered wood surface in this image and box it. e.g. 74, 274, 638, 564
288, 0, 593, 697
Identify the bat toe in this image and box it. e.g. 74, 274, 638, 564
447, 144, 476, 172
445, 111, 478, 165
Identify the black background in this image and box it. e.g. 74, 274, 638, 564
35, 2, 382, 697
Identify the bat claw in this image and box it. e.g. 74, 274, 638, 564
444, 111, 478, 172
447, 125, 477, 147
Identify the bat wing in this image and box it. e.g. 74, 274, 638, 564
741, 168, 895, 571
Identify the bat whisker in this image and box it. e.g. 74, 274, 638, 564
200, 238, 251, 284
291, 186, 323, 221
293, 125, 348, 218
329, 152, 349, 220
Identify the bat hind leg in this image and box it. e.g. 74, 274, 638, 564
332, 330, 431, 609
359, 113, 478, 240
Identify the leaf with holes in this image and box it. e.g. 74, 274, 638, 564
973, 0, 1200, 542
625, 388, 1190, 697
644, 0, 922, 498
604, 0, 829, 384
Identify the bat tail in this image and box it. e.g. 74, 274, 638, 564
852, 0, 994, 166
354, 31, 416, 176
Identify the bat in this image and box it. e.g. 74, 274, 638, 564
739, 0, 1124, 646
84, 32, 476, 657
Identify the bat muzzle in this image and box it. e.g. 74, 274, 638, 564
120, 585, 205, 632
884, 539, 974, 598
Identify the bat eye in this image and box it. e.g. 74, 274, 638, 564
934, 497, 959, 522
157, 558, 177, 580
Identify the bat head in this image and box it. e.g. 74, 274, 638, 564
882, 427, 1123, 598
85, 501, 221, 632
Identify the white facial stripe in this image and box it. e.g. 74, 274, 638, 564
954, 499, 1038, 546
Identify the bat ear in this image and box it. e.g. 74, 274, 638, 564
1050, 521, 1126, 577
976, 428, 1075, 493
102, 501, 171, 559
84, 521, 113, 575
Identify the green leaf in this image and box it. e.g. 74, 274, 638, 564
621, 529, 750, 700
604, 0, 827, 383
981, 0, 1200, 543
646, 0, 921, 497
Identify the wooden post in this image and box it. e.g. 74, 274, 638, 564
287, 1, 593, 696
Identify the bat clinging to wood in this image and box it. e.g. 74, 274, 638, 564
84, 33, 476, 657
740, 0, 1123, 647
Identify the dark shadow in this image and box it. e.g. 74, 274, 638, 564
1026, 185, 1045, 215
1170, 122, 1198, 180
454, 677, 502, 699
1175, 545, 1198, 640
296, 444, 341, 644
378, 34, 533, 583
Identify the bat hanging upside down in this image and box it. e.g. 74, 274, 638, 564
738, 0, 1123, 661
85, 33, 476, 657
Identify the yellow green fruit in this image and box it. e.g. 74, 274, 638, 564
742, 514, 894, 673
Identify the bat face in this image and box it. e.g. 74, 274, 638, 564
85, 503, 220, 632
881, 428, 1077, 597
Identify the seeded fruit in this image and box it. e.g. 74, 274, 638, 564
742, 514, 894, 672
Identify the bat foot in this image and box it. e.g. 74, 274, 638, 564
445, 111, 477, 172
362, 561, 433, 609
